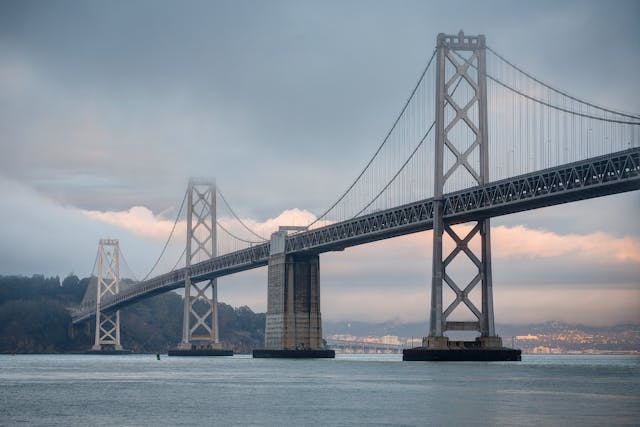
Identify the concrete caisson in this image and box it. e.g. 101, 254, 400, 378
255, 233, 333, 358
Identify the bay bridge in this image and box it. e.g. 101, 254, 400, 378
72, 32, 640, 360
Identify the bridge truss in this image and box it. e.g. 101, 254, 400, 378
72, 147, 640, 324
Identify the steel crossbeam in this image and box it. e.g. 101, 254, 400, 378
441, 224, 483, 321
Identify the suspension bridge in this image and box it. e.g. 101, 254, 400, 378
71, 32, 640, 360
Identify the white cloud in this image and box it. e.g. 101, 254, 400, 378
80, 205, 323, 245
461, 224, 640, 264
81, 206, 182, 241
227, 208, 320, 240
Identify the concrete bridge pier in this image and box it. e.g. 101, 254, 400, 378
253, 231, 334, 358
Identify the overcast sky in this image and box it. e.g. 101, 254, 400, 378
0, 0, 638, 326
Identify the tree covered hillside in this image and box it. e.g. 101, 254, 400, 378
0, 275, 265, 354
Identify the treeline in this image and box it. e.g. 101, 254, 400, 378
0, 275, 265, 354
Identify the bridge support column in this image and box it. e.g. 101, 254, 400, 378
254, 231, 334, 358
404, 31, 519, 361
170, 180, 232, 356
89, 239, 128, 354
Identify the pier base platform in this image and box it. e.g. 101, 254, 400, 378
403, 347, 521, 361
252, 349, 335, 359
403, 337, 521, 361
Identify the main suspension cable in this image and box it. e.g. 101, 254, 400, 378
487, 45, 640, 120
118, 246, 139, 283
141, 188, 188, 281
304, 48, 437, 230
217, 220, 263, 244
451, 50, 640, 125
352, 120, 435, 218
217, 188, 267, 241
171, 247, 187, 272
88, 247, 99, 278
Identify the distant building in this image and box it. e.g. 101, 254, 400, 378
515, 335, 539, 340
381, 335, 401, 345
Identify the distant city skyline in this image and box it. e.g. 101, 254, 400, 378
0, 1, 638, 325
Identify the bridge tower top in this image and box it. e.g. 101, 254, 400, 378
434, 30, 489, 195
186, 179, 217, 265
437, 30, 485, 50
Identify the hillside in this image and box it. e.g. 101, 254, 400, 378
0, 274, 265, 354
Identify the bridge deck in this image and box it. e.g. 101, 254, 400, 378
72, 148, 640, 323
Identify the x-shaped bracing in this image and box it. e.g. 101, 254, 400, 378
188, 280, 214, 337
441, 223, 483, 327
191, 190, 214, 260
98, 314, 118, 343
99, 254, 118, 298
442, 50, 482, 185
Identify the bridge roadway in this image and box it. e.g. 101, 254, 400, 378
72, 147, 640, 323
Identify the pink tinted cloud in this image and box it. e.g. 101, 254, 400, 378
80, 206, 323, 245
81, 206, 183, 241
491, 225, 640, 263
81, 204, 640, 266
442, 224, 640, 264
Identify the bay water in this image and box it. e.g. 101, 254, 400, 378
1, 354, 638, 426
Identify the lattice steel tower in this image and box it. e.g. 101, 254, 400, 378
426, 31, 502, 349
179, 179, 221, 349
92, 239, 123, 351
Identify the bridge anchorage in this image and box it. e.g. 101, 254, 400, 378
403, 31, 519, 361
169, 180, 232, 356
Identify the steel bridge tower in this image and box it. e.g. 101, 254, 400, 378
425, 31, 504, 351
178, 179, 222, 350
92, 239, 123, 351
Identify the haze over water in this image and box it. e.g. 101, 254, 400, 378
1, 354, 638, 426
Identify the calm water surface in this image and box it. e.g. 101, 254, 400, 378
1, 354, 638, 426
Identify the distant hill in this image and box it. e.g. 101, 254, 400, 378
324, 319, 640, 352
0, 274, 265, 354
325, 319, 640, 338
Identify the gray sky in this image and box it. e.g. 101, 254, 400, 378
0, 0, 638, 326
